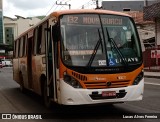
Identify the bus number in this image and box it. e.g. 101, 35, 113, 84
68, 16, 78, 24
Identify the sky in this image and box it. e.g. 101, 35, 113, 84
3, 0, 97, 18
3, 0, 147, 18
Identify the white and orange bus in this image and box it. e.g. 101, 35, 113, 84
13, 9, 144, 107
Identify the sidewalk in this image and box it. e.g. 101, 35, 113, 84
144, 72, 160, 79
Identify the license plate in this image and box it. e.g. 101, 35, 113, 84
102, 91, 116, 97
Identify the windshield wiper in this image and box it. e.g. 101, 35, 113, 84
87, 29, 103, 67
110, 38, 128, 67
104, 27, 128, 67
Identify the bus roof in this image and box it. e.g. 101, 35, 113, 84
50, 9, 131, 18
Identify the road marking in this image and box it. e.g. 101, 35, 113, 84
145, 82, 160, 86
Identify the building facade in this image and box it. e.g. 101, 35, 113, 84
143, 2, 160, 71
2, 16, 42, 58
0, 0, 43, 59
143, 2, 160, 47
3, 16, 42, 44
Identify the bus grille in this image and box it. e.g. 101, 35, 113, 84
72, 71, 87, 81
83, 80, 130, 89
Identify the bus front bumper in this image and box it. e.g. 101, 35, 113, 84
58, 78, 144, 105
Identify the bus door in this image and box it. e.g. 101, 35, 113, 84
45, 24, 58, 102
27, 36, 33, 89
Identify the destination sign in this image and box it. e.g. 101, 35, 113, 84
67, 15, 123, 25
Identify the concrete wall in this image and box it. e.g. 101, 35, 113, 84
16, 17, 30, 36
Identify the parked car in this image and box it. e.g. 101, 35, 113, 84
0, 60, 2, 68
1, 59, 13, 67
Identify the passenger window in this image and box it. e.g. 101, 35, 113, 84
33, 28, 38, 55
19, 37, 24, 57
41, 22, 48, 54
37, 26, 42, 54
24, 35, 27, 56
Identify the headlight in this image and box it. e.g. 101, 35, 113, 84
133, 71, 144, 85
64, 75, 82, 88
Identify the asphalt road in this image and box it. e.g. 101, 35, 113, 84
0, 67, 160, 122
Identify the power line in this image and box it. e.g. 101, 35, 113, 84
53, 4, 59, 11
78, 0, 94, 9
45, 0, 60, 16
45, 0, 70, 15
56, 1, 71, 9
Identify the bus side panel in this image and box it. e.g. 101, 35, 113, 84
32, 54, 46, 95
13, 58, 20, 83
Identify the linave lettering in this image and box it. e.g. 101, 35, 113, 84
115, 57, 139, 63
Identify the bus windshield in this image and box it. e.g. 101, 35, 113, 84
60, 14, 142, 67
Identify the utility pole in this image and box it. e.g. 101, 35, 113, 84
92, 0, 101, 9
56, 1, 71, 9
144, 0, 148, 6
96, 0, 99, 9
82, 5, 84, 9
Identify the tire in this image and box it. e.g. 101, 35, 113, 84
42, 80, 51, 108
19, 72, 25, 92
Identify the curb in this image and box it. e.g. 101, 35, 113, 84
144, 75, 160, 79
